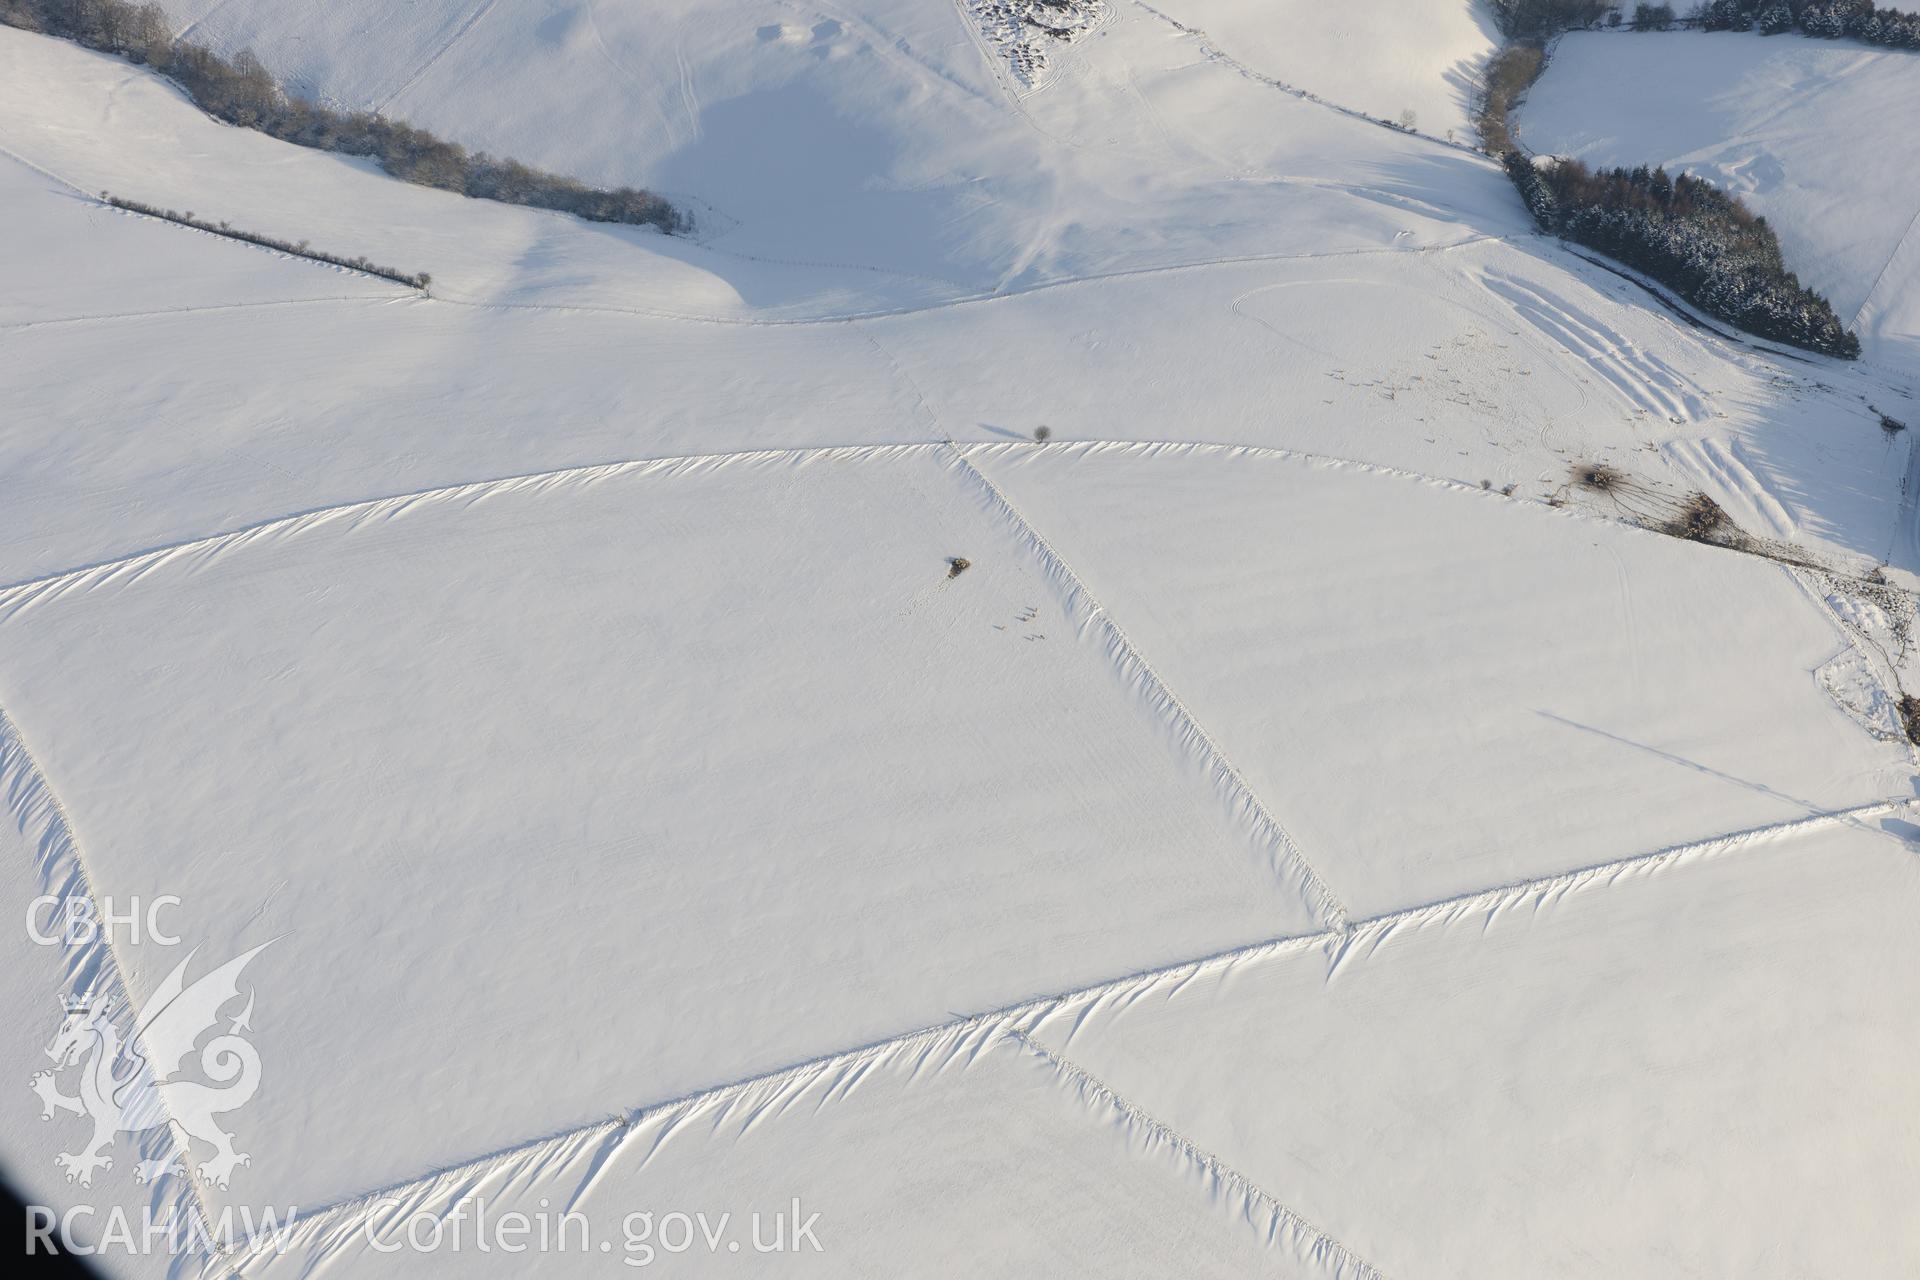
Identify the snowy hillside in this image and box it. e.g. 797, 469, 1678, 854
3, 2, 1918, 1277
99, 0, 1512, 292
1521, 28, 1920, 365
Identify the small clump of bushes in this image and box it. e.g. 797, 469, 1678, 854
1476, 43, 1546, 154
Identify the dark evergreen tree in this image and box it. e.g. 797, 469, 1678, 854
1504, 151, 1561, 227
1504, 157, 1860, 358
1699, 0, 1756, 30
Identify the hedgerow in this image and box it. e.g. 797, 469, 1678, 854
0, 0, 687, 233
102, 195, 431, 288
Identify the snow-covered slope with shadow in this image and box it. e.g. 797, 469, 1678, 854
1521, 27, 1920, 369
1, 3, 1916, 1277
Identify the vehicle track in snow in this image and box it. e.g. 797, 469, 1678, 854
582, 0, 685, 151
1661, 437, 1797, 543
425, 232, 1503, 328
1483, 271, 1707, 423
370, 0, 504, 114
0, 295, 395, 334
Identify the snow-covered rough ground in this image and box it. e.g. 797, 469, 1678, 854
1521, 28, 1920, 368
2, 3, 1918, 1277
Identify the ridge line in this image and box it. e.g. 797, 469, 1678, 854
945, 441, 1350, 928
1007, 1027, 1388, 1280
218, 794, 1908, 1261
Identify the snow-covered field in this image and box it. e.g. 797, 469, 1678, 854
3, 3, 1918, 1277
1521, 28, 1920, 367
